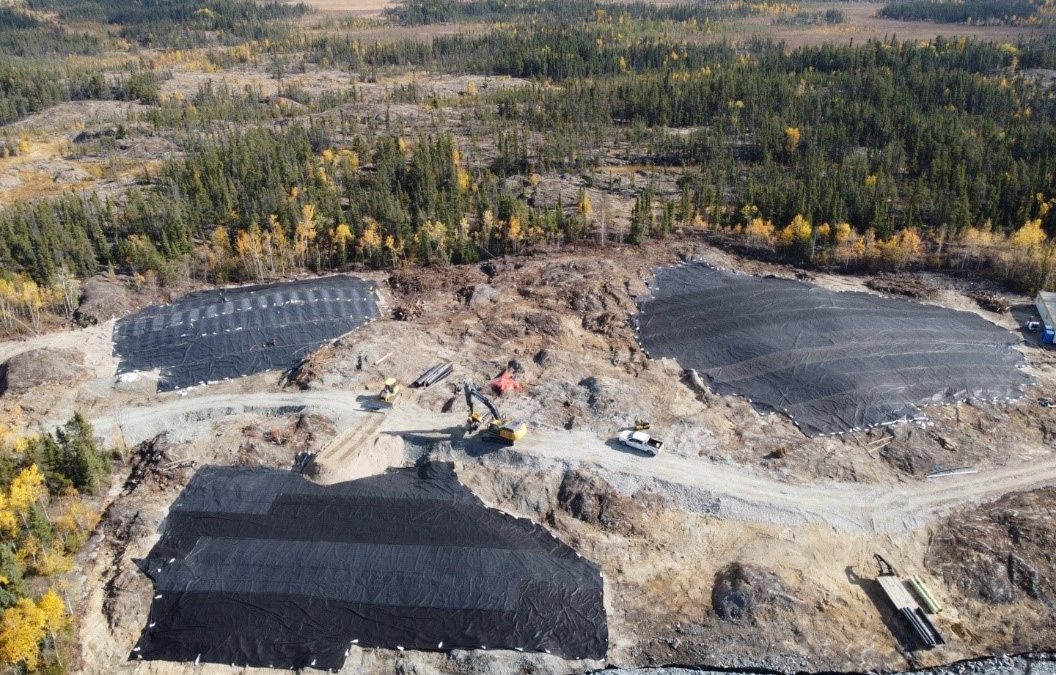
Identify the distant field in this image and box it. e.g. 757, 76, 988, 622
765, 1, 1052, 46
288, 0, 1051, 43
290, 0, 391, 14
717, 2, 1050, 47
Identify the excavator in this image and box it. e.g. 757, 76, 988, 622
462, 379, 527, 444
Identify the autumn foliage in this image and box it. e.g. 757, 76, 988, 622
726, 208, 1054, 290
0, 591, 67, 671
0, 414, 110, 672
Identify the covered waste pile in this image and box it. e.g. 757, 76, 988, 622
113, 275, 379, 391
636, 263, 1030, 436
130, 463, 607, 670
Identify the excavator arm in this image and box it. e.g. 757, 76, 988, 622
461, 379, 526, 444
463, 380, 503, 426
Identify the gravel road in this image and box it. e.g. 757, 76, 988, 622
87, 390, 1056, 534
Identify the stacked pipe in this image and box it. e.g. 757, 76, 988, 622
412, 363, 454, 388
899, 607, 945, 648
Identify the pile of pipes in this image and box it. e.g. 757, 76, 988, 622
413, 363, 453, 388
873, 554, 945, 650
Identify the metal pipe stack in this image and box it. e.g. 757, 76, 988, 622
412, 363, 454, 388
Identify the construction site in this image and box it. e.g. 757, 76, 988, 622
1, 238, 1054, 675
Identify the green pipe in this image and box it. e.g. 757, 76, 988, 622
909, 575, 942, 614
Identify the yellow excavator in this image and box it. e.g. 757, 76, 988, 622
377, 378, 400, 404
462, 379, 527, 444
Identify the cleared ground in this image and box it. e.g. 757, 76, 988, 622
287, 0, 392, 14
742, 2, 1049, 47
87, 387, 1056, 533
4, 240, 1055, 674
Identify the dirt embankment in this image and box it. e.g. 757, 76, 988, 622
0, 347, 87, 395
926, 488, 1056, 654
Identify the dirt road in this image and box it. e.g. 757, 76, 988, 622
87, 390, 1056, 534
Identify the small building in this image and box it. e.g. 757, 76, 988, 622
1038, 292, 1056, 345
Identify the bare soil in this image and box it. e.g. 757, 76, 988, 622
926, 488, 1056, 655
3, 241, 1055, 674
286, 0, 392, 15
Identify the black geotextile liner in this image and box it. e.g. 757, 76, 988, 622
636, 263, 1030, 436
130, 463, 607, 670
113, 276, 379, 391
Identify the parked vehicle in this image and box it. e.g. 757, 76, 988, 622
617, 429, 663, 456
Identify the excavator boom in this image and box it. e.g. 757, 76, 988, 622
463, 380, 502, 421
461, 379, 527, 444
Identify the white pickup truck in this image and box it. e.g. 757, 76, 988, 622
617, 429, 664, 456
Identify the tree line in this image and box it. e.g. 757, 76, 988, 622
0, 414, 112, 673
0, 7, 101, 58
711, 205, 1056, 291
388, 0, 776, 26
0, 60, 172, 126
879, 0, 1042, 24
473, 35, 1056, 237
0, 123, 581, 288
0, 0, 310, 127
28, 0, 308, 48
3, 3, 1056, 334
773, 9, 845, 25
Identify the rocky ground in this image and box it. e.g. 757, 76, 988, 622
2, 240, 1055, 674
604, 653, 1056, 675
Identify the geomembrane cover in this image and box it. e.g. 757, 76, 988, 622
131, 463, 607, 669
113, 275, 379, 391
636, 263, 1030, 436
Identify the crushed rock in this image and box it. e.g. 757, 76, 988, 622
601, 653, 1056, 674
